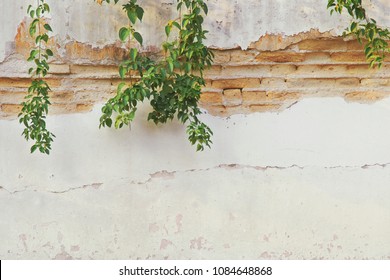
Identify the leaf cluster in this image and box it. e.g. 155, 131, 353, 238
19, 0, 55, 154
99, 0, 214, 151
328, 0, 390, 68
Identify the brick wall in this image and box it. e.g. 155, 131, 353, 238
0, 25, 388, 119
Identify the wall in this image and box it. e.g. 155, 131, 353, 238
0, 0, 390, 259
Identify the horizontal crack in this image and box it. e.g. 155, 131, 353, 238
0, 183, 102, 196
1, 162, 389, 193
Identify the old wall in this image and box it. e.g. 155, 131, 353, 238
0, 0, 390, 259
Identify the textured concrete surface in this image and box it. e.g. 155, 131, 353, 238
1, 98, 390, 259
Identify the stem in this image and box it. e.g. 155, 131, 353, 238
37, 0, 42, 78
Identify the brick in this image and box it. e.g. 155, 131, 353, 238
223, 89, 242, 106
344, 91, 389, 103
49, 64, 71, 74
49, 91, 75, 103
330, 52, 367, 62
335, 78, 361, 87
270, 65, 297, 75
0, 78, 35, 88
220, 65, 272, 77
70, 65, 120, 78
360, 78, 390, 87
261, 78, 286, 87
212, 50, 231, 64
286, 78, 336, 88
203, 105, 227, 117
345, 65, 382, 77
212, 78, 261, 89
0, 104, 22, 114
295, 65, 348, 77
255, 52, 305, 63
76, 104, 94, 113
242, 90, 267, 104
74, 90, 115, 103
200, 91, 223, 105
230, 50, 258, 63
65, 41, 127, 63
298, 39, 349, 51
285, 78, 360, 88
48, 104, 77, 115
265, 91, 301, 101
0, 91, 26, 104
302, 52, 332, 63
247, 103, 282, 113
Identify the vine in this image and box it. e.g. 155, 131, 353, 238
97, 0, 214, 151
19, 0, 55, 154
328, 0, 390, 68
18, 1, 390, 154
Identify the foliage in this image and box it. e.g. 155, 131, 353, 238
98, 0, 214, 151
19, 0, 55, 154
327, 0, 390, 68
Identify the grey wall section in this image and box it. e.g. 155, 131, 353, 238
1, 0, 390, 259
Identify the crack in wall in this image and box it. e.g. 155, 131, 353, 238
1, 162, 389, 195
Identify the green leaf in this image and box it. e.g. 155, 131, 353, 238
130, 48, 138, 60
46, 49, 54, 56
127, 9, 137, 24
168, 59, 174, 73
119, 66, 127, 79
136, 6, 144, 21
165, 25, 171, 37
172, 21, 181, 30
119, 27, 130, 42
133, 32, 143, 45
44, 24, 52, 32
30, 145, 38, 153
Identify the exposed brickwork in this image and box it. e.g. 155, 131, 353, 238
1, 25, 390, 119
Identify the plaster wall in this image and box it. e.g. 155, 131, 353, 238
0, 0, 390, 259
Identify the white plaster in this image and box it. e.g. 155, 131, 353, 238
2, 0, 390, 61
1, 98, 390, 259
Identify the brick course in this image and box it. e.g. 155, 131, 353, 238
1, 26, 390, 119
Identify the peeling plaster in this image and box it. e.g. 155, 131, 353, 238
3, 0, 390, 62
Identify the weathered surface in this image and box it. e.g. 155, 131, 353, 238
1, 0, 390, 260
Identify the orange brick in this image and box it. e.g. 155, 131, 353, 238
220, 65, 272, 77
360, 78, 390, 87
261, 78, 286, 87
247, 103, 282, 113
0, 104, 23, 114
76, 104, 94, 113
330, 52, 367, 62
344, 91, 389, 103
230, 50, 258, 63
212, 78, 261, 89
212, 50, 231, 64
255, 52, 305, 63
298, 39, 349, 51
49, 91, 75, 103
242, 90, 267, 104
223, 89, 242, 106
200, 91, 223, 105
0, 91, 26, 104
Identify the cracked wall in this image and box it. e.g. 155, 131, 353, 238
1, 0, 390, 259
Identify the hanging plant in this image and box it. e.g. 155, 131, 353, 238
328, 0, 390, 68
19, 0, 55, 154
98, 0, 214, 151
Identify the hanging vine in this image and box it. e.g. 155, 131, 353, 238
97, 0, 214, 151
19, 0, 55, 154
327, 0, 390, 68
18, 0, 390, 154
